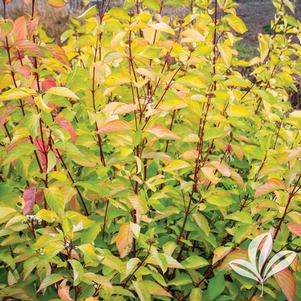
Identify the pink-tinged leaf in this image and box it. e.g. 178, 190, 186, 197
210, 161, 231, 177
13, 16, 28, 41
114, 104, 137, 115
47, 44, 70, 66
230, 171, 244, 188
231, 144, 244, 161
15, 39, 44, 57
212, 246, 232, 265
287, 222, 301, 237
220, 248, 248, 270
6, 138, 28, 153
0, 105, 15, 127
274, 268, 296, 301
34, 138, 48, 167
291, 256, 299, 272
201, 167, 219, 184
146, 124, 179, 140
98, 120, 132, 134
182, 150, 198, 160
255, 178, 285, 198
113, 223, 133, 258
58, 280, 74, 301
55, 116, 77, 142
42, 78, 57, 90
18, 65, 31, 79
26, 17, 40, 39
22, 185, 36, 215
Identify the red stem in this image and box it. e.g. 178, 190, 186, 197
274, 173, 301, 240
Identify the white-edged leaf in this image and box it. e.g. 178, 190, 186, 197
263, 251, 297, 280
229, 259, 261, 282
258, 233, 273, 273
248, 233, 272, 271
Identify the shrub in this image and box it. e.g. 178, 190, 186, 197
0, 0, 301, 300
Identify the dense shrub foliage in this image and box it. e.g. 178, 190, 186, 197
1, 0, 301, 300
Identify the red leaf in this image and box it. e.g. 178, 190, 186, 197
0, 105, 15, 127
42, 78, 57, 90
287, 222, 301, 237
274, 268, 296, 301
22, 185, 36, 215
35, 190, 45, 205
255, 178, 285, 198
55, 116, 77, 142
34, 138, 49, 166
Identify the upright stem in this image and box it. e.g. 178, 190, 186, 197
274, 173, 301, 240
31, 0, 35, 19
92, 35, 106, 166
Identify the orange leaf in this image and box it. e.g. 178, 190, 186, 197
287, 222, 301, 237
114, 223, 133, 258
146, 124, 179, 140
98, 120, 132, 134
255, 178, 285, 198
274, 268, 296, 301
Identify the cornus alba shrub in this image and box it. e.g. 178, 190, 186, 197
1, 0, 301, 300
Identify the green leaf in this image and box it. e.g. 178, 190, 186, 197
207, 272, 226, 300
169, 274, 192, 286
44, 186, 65, 217
181, 255, 209, 269
225, 211, 252, 224
37, 273, 64, 292
69, 260, 84, 286
190, 288, 202, 301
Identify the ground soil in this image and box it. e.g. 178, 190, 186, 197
236, 0, 301, 46
1, 1, 301, 47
